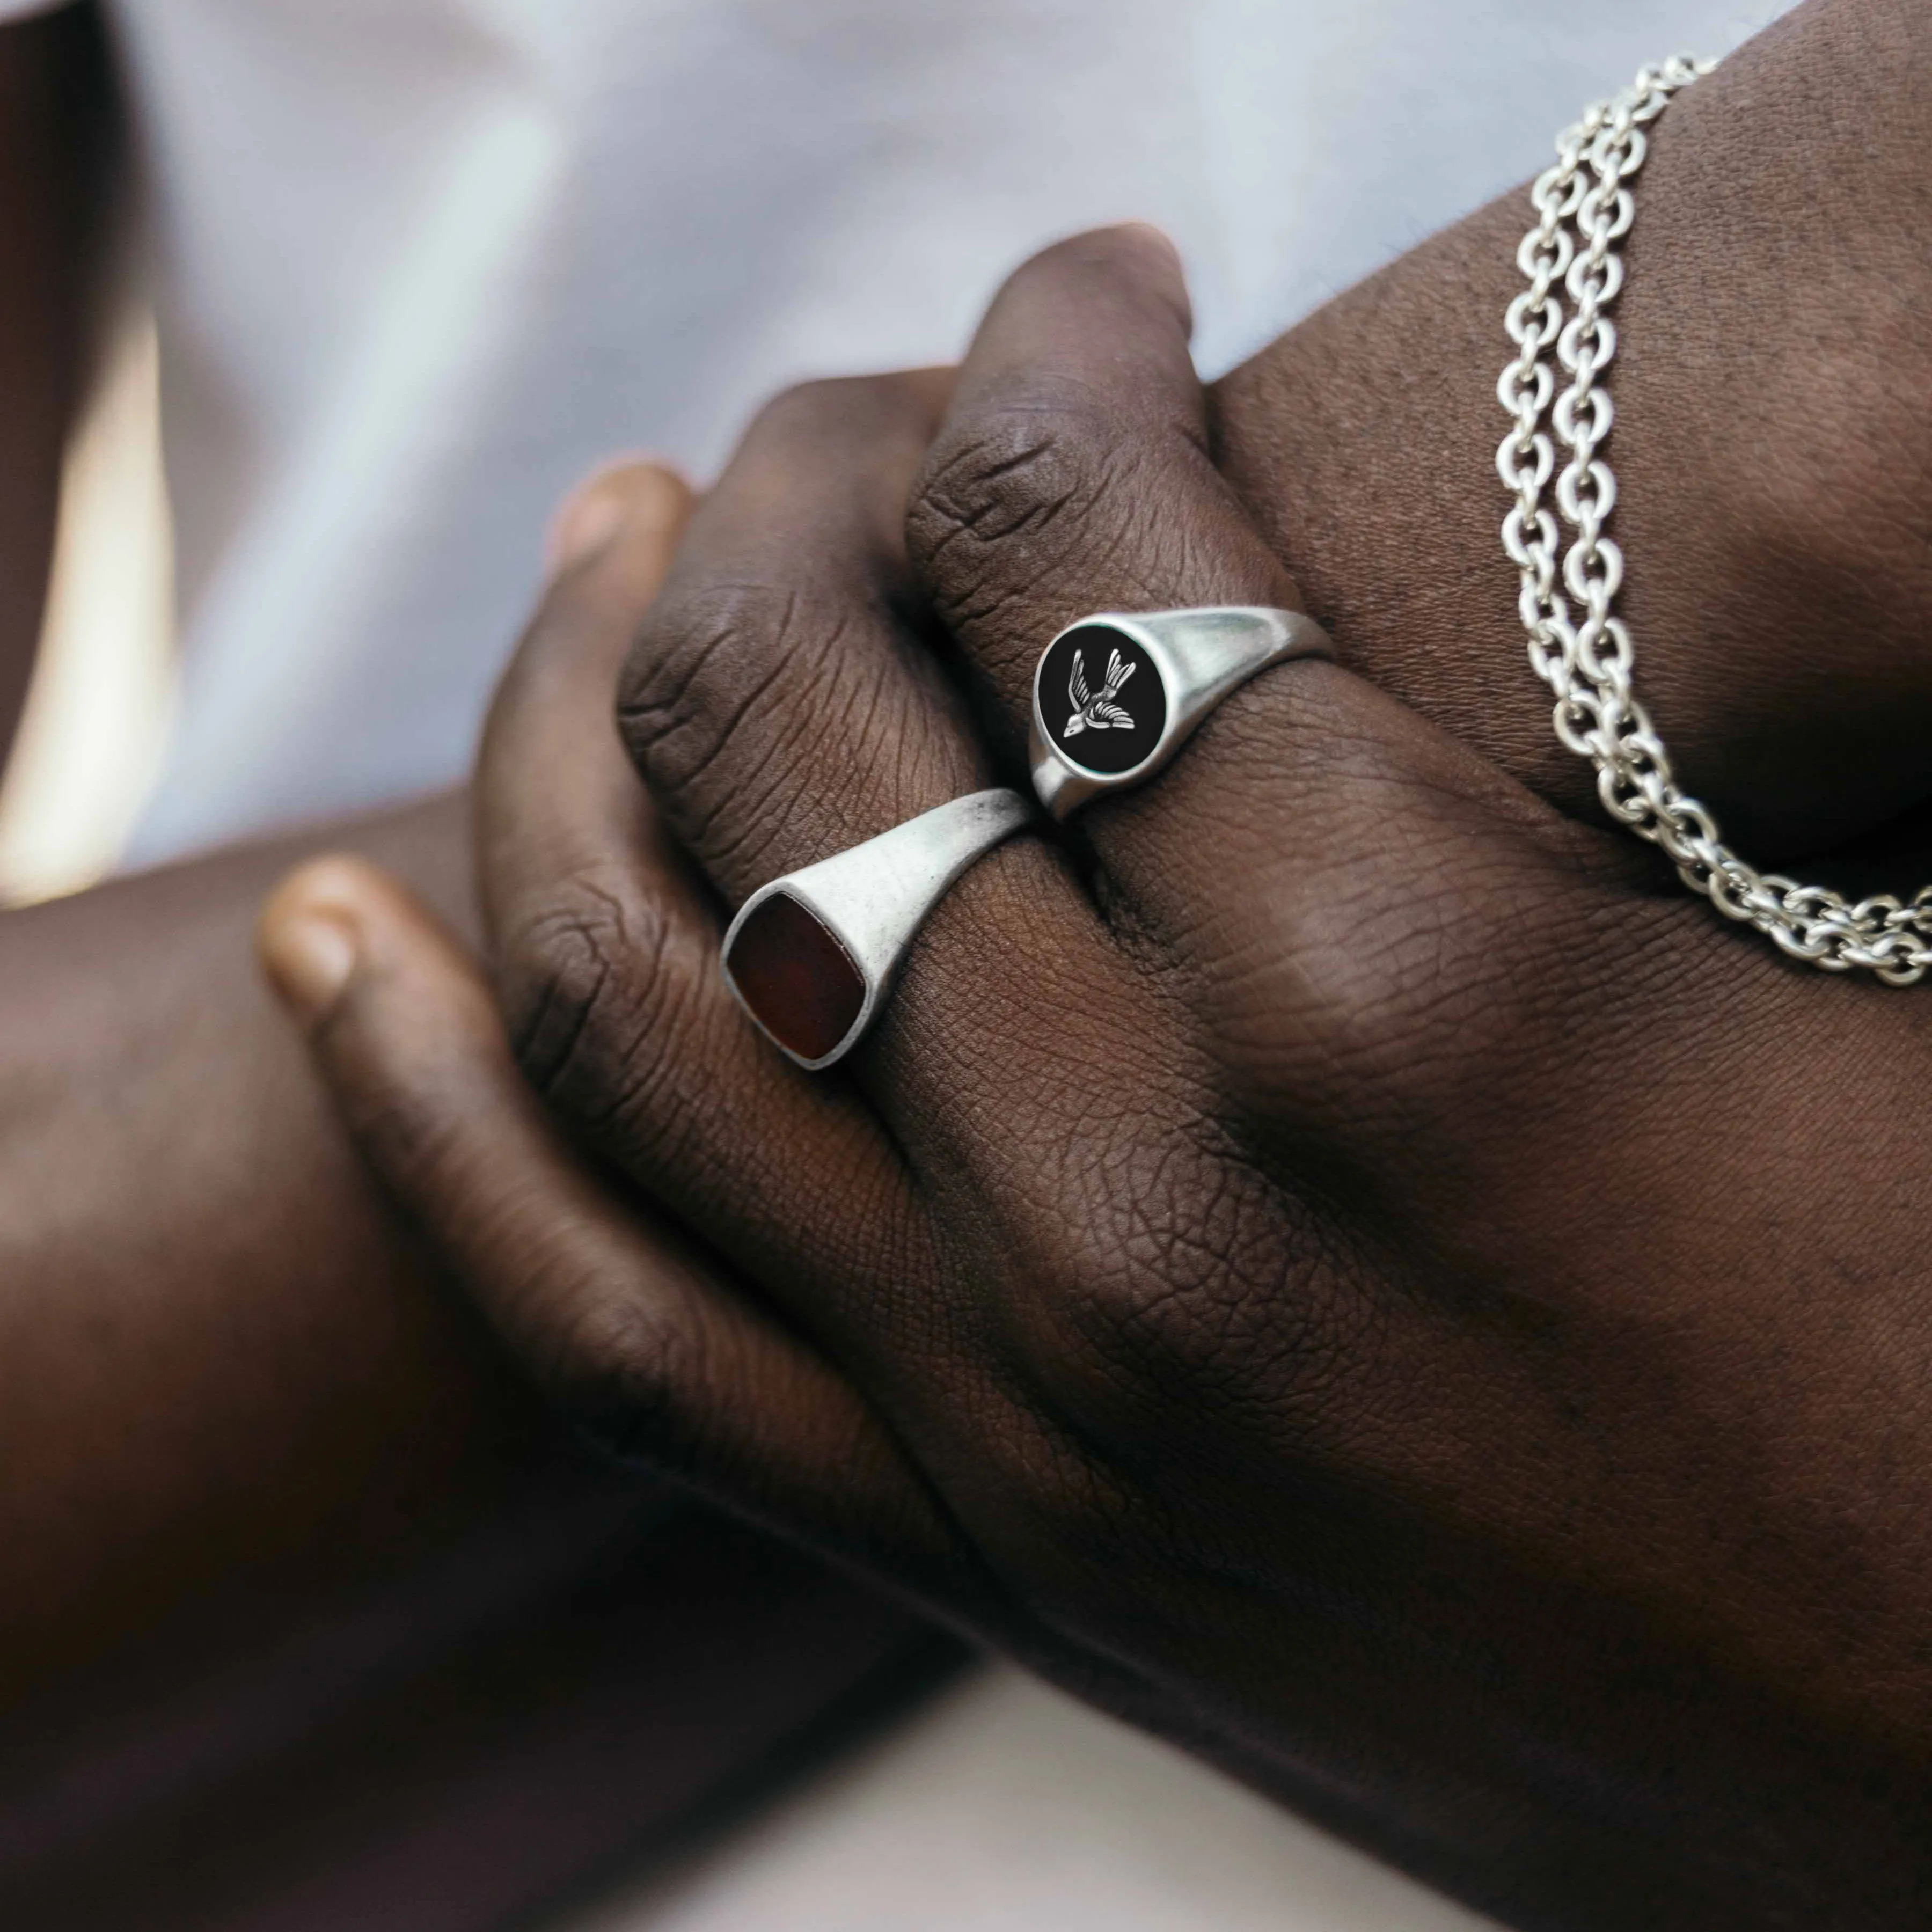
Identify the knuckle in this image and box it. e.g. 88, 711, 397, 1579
619, 572, 943, 867
497, 872, 700, 1141
751, 374, 850, 433
747, 371, 903, 447
1286, 876, 1572, 1121
998, 1128, 1371, 1449
905, 382, 1123, 631
617, 577, 866, 841
523, 1274, 710, 1473
1183, 702, 1588, 1123
616, 576, 789, 792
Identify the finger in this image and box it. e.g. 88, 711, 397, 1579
481, 459, 693, 938
902, 227, 1335, 964
603, 376, 1186, 1225
613, 370, 982, 899
257, 855, 969, 1590
474, 459, 938, 1361
908, 225, 1299, 723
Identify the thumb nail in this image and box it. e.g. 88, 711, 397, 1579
262, 908, 360, 1023
547, 484, 630, 575
546, 459, 690, 575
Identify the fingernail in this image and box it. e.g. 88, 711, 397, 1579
547, 483, 629, 575
546, 459, 686, 575
262, 909, 359, 1022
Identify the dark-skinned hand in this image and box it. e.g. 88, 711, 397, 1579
261, 5, 1932, 1927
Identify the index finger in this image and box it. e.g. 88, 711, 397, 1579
472, 463, 931, 1362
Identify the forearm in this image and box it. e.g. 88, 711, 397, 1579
0, 791, 545, 1707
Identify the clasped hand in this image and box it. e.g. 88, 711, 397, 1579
259, 149, 1932, 1932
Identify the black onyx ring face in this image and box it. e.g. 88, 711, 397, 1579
1034, 624, 1167, 778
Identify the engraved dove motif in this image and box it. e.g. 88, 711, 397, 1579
1062, 646, 1137, 737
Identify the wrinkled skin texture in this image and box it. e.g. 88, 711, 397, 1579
264, 4, 1932, 1926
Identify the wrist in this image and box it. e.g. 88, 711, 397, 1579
1210, 0, 1932, 862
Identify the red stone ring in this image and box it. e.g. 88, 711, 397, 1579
1029, 607, 1333, 819
720, 788, 1034, 1070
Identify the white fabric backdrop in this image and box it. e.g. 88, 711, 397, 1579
80, 0, 1790, 862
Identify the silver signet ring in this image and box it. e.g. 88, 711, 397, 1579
1028, 606, 1332, 818
720, 788, 1033, 1070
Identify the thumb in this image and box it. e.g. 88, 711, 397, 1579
257, 854, 968, 1591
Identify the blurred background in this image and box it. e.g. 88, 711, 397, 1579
0, 305, 170, 906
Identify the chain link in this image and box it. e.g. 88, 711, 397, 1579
1498, 54, 1932, 985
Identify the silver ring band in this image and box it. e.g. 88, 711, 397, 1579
1028, 606, 1332, 818
720, 788, 1033, 1070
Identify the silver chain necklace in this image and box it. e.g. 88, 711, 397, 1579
1498, 54, 1932, 985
